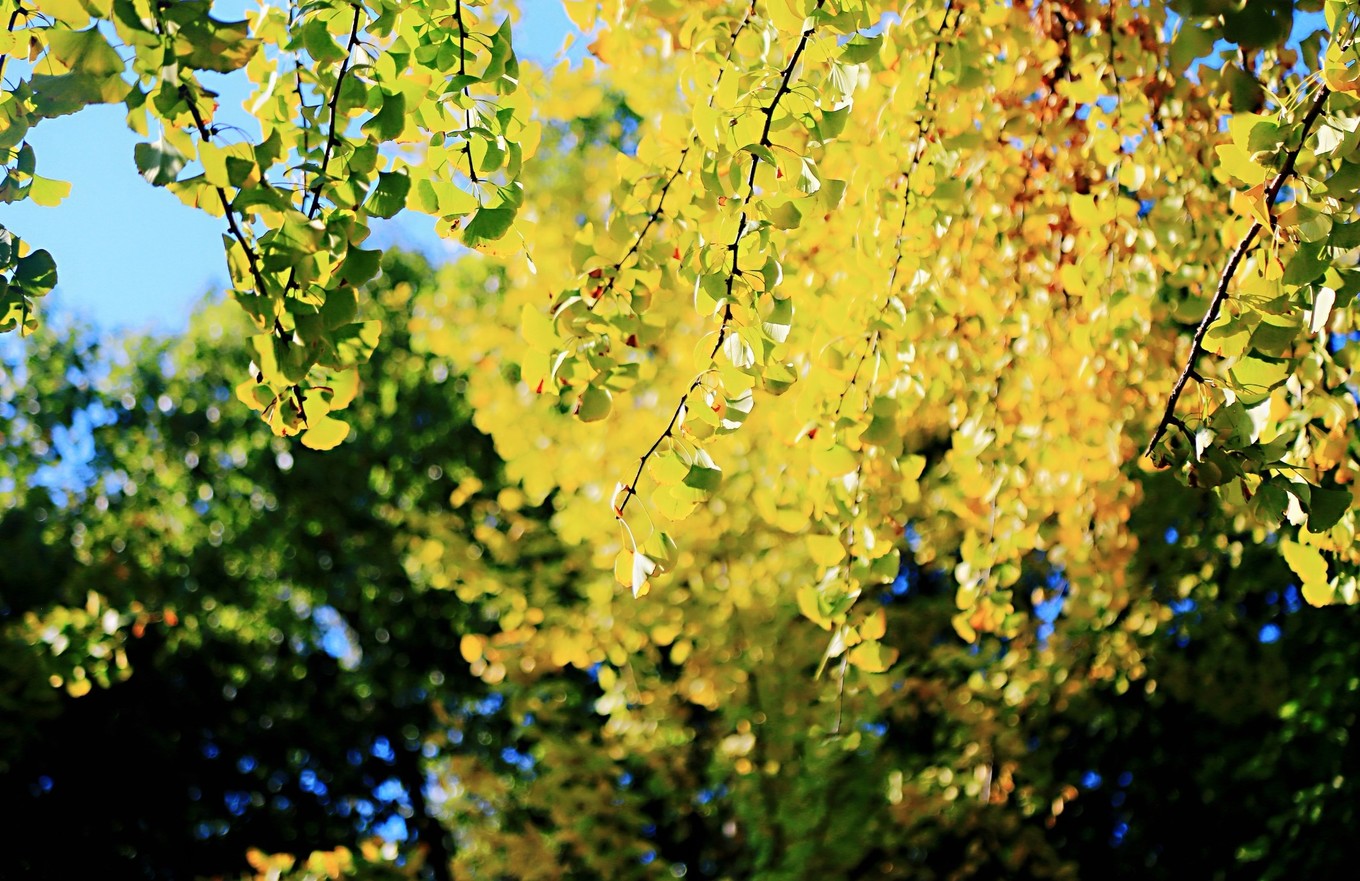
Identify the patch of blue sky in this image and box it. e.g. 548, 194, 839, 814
3, 1, 584, 332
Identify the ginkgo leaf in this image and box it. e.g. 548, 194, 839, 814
28, 176, 71, 207
463, 207, 516, 248
578, 385, 612, 422
46, 27, 124, 77
363, 171, 411, 219
1281, 539, 1328, 593
813, 445, 857, 477
134, 137, 187, 187
648, 450, 689, 486
807, 534, 846, 567
300, 416, 350, 451
1311, 286, 1336, 334
847, 640, 898, 673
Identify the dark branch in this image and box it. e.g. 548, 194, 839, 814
586, 149, 689, 312
835, 0, 960, 417
0, 3, 26, 85
454, 0, 478, 184
1143, 82, 1332, 460
181, 85, 273, 303
713, 0, 824, 358
587, 0, 757, 313
618, 1, 823, 517
306, 3, 363, 219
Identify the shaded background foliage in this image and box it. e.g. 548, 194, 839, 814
5, 1, 1360, 880
3, 251, 1360, 880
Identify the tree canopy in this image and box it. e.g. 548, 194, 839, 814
6, 0, 1360, 878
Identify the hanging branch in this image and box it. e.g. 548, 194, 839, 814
713, 0, 824, 357
1143, 82, 1332, 460
835, 0, 961, 417
616, 5, 823, 517
453, 0, 478, 184
587, 0, 758, 313
288, 2, 313, 194
306, 2, 363, 219
180, 86, 273, 305
585, 153, 689, 313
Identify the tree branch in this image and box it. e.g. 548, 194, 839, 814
454, 0, 478, 184
586, 149, 689, 312
181, 85, 273, 304
712, 0, 824, 358
617, 2, 823, 517
835, 0, 960, 417
306, 3, 363, 219
1143, 82, 1332, 460
587, 1, 757, 313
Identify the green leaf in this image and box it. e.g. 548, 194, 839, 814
768, 199, 803, 230
1307, 486, 1350, 533
28, 176, 71, 207
322, 284, 359, 329
1221, 0, 1293, 50
337, 247, 382, 288
172, 13, 261, 72
683, 449, 722, 492
361, 91, 407, 142
839, 34, 882, 64
481, 17, 518, 85
462, 207, 516, 248
29, 72, 130, 118
578, 384, 612, 422
46, 27, 125, 77
1227, 355, 1289, 405
299, 16, 347, 65
135, 137, 188, 187
13, 249, 57, 296
363, 171, 410, 219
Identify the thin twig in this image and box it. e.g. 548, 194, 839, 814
617, 3, 823, 516
586, 0, 757, 312
454, 0, 478, 183
182, 85, 272, 302
306, 3, 362, 219
586, 149, 689, 312
1143, 82, 1332, 459
835, 0, 960, 417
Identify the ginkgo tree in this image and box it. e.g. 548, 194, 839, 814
6, 0, 1360, 661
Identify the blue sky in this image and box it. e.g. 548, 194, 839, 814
3, 1, 579, 332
